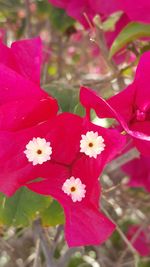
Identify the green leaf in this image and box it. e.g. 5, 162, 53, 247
0, 187, 51, 226
44, 85, 78, 112
42, 200, 65, 226
109, 22, 150, 58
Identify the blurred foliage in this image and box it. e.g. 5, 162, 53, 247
42, 200, 64, 226
37, 0, 75, 32
0, 187, 64, 227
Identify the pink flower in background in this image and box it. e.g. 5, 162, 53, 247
127, 225, 150, 256
122, 156, 150, 192
27, 112, 126, 246
80, 51, 150, 156
48, 0, 150, 27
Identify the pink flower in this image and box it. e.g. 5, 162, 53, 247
26, 112, 126, 246
80, 51, 150, 156
127, 225, 150, 256
0, 86, 126, 246
122, 155, 150, 192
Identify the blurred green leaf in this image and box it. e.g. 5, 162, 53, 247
44, 85, 78, 112
109, 22, 150, 58
42, 200, 64, 226
74, 103, 85, 117
138, 260, 150, 267
49, 4, 75, 32
0, 187, 51, 226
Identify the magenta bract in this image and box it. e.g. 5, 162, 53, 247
27, 112, 126, 246
127, 225, 150, 256
122, 155, 150, 192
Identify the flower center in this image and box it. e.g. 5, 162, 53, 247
70, 186, 76, 192
37, 149, 42, 155
24, 137, 52, 166
80, 131, 105, 158
62, 177, 86, 202
88, 142, 93, 147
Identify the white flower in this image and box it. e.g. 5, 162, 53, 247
62, 176, 86, 202
80, 131, 105, 158
24, 137, 52, 165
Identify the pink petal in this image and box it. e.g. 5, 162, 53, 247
127, 225, 150, 256
122, 155, 150, 192
0, 42, 19, 72
66, 0, 95, 28
0, 97, 58, 131
89, 0, 121, 18
120, 0, 150, 24
0, 64, 45, 105
11, 37, 42, 85
134, 51, 150, 110
46, 113, 83, 165
65, 203, 115, 247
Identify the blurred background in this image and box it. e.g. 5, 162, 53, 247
0, 0, 149, 267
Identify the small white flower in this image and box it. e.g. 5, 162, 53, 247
62, 176, 86, 202
80, 131, 105, 158
24, 137, 52, 165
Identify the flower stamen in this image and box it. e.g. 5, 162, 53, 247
24, 137, 52, 165
62, 176, 86, 202
80, 131, 105, 158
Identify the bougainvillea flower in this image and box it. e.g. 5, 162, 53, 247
127, 225, 150, 256
0, 110, 125, 245
25, 112, 126, 246
122, 155, 150, 192
80, 51, 150, 156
